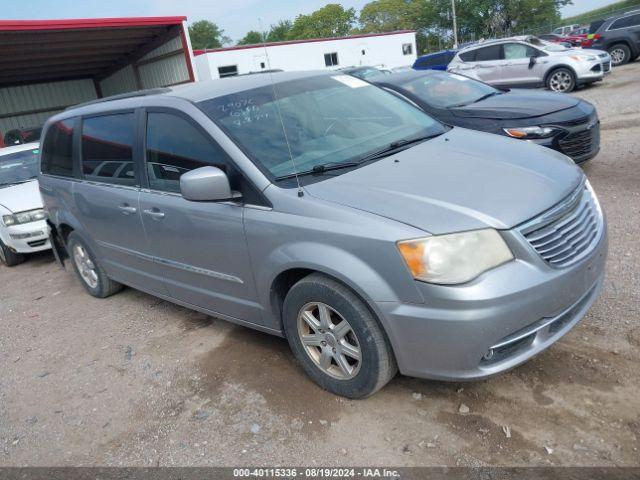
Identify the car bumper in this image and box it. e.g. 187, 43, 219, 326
575, 59, 610, 82
375, 221, 608, 381
0, 220, 51, 253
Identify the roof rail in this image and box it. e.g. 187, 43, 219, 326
68, 87, 171, 110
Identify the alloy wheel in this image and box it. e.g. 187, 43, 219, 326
297, 302, 362, 380
73, 244, 98, 289
610, 48, 626, 65
549, 71, 573, 92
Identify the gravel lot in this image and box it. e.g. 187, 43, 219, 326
1, 62, 639, 467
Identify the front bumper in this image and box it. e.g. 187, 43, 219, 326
376, 221, 608, 381
0, 220, 50, 253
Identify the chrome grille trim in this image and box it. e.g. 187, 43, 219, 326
518, 180, 604, 268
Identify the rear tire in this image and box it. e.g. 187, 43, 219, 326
0, 239, 25, 267
608, 44, 631, 66
67, 232, 122, 298
546, 67, 576, 93
282, 273, 397, 398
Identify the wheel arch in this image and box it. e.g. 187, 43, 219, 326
544, 64, 578, 86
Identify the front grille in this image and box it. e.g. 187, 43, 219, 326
518, 182, 603, 268
27, 239, 47, 247
558, 126, 598, 159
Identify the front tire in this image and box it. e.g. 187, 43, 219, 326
608, 44, 631, 66
67, 232, 122, 298
547, 67, 576, 93
282, 273, 397, 398
0, 239, 25, 267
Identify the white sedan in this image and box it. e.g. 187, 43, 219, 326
0, 142, 50, 266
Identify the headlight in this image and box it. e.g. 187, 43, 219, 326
2, 209, 46, 226
503, 126, 560, 139
570, 55, 597, 62
397, 229, 514, 285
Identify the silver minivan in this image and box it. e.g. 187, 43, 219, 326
39, 72, 607, 398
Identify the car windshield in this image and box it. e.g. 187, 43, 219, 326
198, 74, 445, 180
529, 37, 568, 52
395, 71, 500, 108
0, 147, 39, 187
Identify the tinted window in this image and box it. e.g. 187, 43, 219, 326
41, 119, 75, 177
81, 113, 136, 186
474, 45, 503, 61
459, 50, 476, 62
145, 112, 230, 193
589, 20, 606, 33
610, 14, 640, 29
503, 43, 537, 59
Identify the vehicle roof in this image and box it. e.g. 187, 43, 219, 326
52, 70, 334, 121
0, 142, 40, 156
458, 35, 532, 52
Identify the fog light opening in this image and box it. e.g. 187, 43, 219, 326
483, 348, 495, 361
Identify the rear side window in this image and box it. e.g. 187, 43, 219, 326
145, 112, 230, 193
41, 119, 75, 177
474, 45, 503, 61
589, 20, 606, 33
459, 50, 476, 62
81, 113, 136, 186
609, 14, 640, 30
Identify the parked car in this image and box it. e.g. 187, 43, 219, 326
413, 49, 458, 71
3, 126, 43, 147
339, 66, 391, 80
553, 24, 580, 35
582, 11, 640, 65
40, 72, 607, 398
372, 70, 600, 164
448, 36, 611, 92
537, 33, 573, 48
0, 142, 50, 266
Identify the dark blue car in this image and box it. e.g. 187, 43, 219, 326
413, 49, 458, 71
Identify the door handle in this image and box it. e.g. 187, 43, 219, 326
118, 205, 137, 215
143, 209, 165, 220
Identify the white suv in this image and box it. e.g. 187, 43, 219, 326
0, 142, 50, 266
448, 36, 611, 93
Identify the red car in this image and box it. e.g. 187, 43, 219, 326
537, 33, 574, 47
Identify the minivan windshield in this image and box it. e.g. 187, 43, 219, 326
0, 147, 39, 187
394, 71, 500, 108
198, 74, 445, 181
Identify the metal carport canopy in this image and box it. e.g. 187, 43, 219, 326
0, 16, 195, 89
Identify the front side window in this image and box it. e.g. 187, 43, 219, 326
397, 71, 500, 108
41, 119, 74, 177
324, 52, 339, 67
145, 112, 230, 193
503, 43, 537, 59
81, 113, 136, 186
198, 74, 445, 182
0, 147, 40, 187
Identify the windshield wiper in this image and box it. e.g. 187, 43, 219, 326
449, 91, 501, 108
275, 161, 361, 181
358, 132, 443, 163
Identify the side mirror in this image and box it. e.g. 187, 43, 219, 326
529, 56, 537, 69
180, 166, 238, 202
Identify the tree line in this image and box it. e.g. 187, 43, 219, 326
188, 0, 572, 54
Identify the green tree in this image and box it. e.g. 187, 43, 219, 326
237, 30, 265, 45
266, 20, 293, 42
188, 20, 230, 49
289, 4, 357, 39
359, 0, 422, 33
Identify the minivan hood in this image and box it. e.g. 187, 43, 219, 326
305, 128, 582, 235
0, 179, 43, 213
450, 89, 580, 120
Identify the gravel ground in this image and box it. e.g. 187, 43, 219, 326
1, 62, 639, 467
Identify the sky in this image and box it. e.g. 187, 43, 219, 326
5, 0, 618, 41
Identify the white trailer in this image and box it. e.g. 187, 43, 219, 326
195, 30, 417, 80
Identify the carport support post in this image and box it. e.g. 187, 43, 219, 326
451, 0, 458, 49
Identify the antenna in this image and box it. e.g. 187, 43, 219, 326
258, 18, 304, 198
